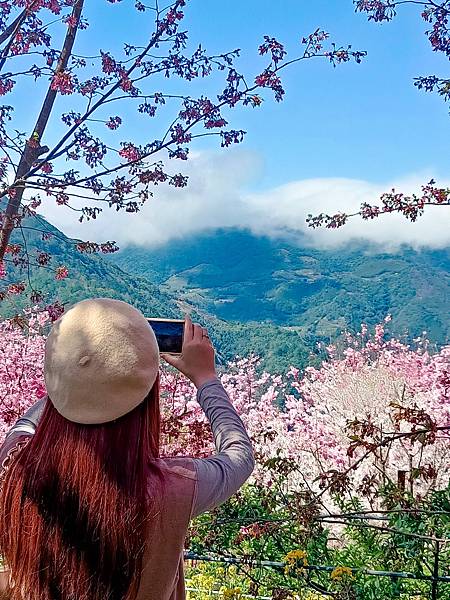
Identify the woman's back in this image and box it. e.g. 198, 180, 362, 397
136, 457, 197, 600
0, 300, 254, 600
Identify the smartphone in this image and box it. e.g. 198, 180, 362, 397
147, 318, 184, 355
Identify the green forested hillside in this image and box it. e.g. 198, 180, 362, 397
3, 219, 448, 370
1, 218, 313, 371
4, 217, 180, 319
110, 229, 450, 345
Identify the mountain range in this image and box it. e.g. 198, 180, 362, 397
110, 228, 450, 345
3, 218, 449, 371
4, 218, 314, 370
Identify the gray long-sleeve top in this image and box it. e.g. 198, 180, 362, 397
192, 378, 254, 516
1, 379, 255, 517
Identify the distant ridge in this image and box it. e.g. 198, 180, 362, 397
110, 228, 450, 345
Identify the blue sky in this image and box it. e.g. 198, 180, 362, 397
14, 0, 447, 187
24, 0, 449, 248
180, 0, 449, 189
80, 0, 449, 190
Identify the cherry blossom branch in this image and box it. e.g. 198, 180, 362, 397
308, 425, 450, 504
24, 0, 186, 179
0, 9, 28, 47
307, 181, 450, 229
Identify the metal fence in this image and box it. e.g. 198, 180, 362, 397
186, 588, 271, 599
184, 548, 450, 599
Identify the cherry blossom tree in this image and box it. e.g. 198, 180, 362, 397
2, 312, 448, 501
0, 0, 366, 303
0, 308, 47, 440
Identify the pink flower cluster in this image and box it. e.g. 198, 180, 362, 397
118, 144, 141, 163
0, 310, 48, 440
55, 266, 69, 280
51, 71, 75, 95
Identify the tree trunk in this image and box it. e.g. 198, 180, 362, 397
0, 0, 85, 261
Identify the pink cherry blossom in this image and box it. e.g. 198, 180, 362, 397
0, 315, 448, 502
50, 71, 75, 95
55, 266, 69, 280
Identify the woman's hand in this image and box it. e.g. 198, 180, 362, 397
161, 315, 217, 388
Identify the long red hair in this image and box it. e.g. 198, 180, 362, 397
0, 376, 163, 600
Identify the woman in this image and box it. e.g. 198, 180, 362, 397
0, 298, 254, 600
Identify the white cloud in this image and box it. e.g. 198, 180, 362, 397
39, 150, 450, 251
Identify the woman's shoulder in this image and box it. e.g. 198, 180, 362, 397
151, 458, 198, 516
156, 456, 198, 482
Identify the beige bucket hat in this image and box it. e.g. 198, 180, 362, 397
44, 298, 159, 424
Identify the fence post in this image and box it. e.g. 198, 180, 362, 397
431, 541, 440, 600
397, 470, 406, 492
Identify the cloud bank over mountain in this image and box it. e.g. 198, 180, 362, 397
40, 150, 450, 250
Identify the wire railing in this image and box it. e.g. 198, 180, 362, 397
184, 544, 450, 600
186, 588, 271, 599
184, 551, 450, 583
